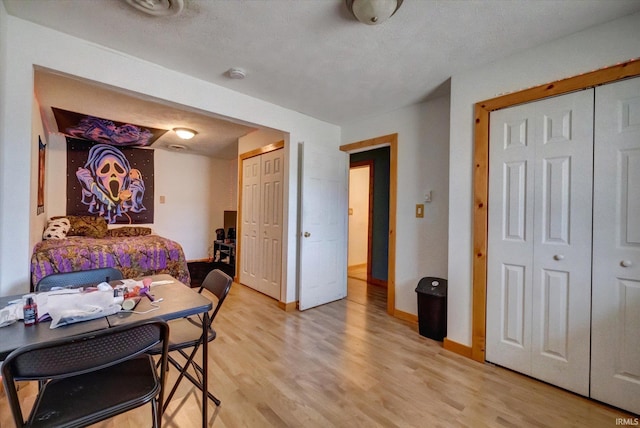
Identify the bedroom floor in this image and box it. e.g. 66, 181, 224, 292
1, 280, 632, 427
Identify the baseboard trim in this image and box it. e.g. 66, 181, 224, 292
443, 338, 473, 359
369, 278, 387, 288
394, 309, 418, 324
278, 301, 297, 312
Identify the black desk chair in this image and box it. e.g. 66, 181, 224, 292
1, 318, 170, 428
36, 267, 123, 292
152, 269, 232, 410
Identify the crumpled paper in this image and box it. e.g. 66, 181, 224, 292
0, 302, 22, 327
36, 282, 120, 329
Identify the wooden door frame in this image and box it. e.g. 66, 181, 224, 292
340, 133, 397, 315
236, 140, 285, 290
471, 59, 640, 362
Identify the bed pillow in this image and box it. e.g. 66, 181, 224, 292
43, 218, 71, 240
107, 226, 152, 237
52, 215, 108, 238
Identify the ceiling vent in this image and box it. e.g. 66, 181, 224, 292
168, 143, 187, 151
124, 0, 184, 17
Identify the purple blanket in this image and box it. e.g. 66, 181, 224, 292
31, 235, 191, 288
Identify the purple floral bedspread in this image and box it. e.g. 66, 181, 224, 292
31, 235, 191, 287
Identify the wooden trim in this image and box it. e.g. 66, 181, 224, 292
472, 58, 640, 363
368, 278, 387, 288
443, 338, 473, 359
341, 133, 397, 316
239, 140, 285, 161
187, 257, 212, 263
278, 301, 297, 312
394, 309, 418, 324
236, 142, 285, 292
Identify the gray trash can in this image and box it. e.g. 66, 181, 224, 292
415, 277, 447, 341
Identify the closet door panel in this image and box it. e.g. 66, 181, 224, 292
592, 76, 640, 415
258, 149, 283, 299
531, 90, 593, 396
487, 109, 535, 374
240, 156, 261, 289
488, 90, 593, 395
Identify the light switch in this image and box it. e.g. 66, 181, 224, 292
159, 195, 166, 204
424, 190, 432, 202
416, 204, 424, 218
348, 208, 353, 215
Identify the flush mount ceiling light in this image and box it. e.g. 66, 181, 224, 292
173, 128, 197, 140
346, 0, 403, 25
124, 0, 184, 16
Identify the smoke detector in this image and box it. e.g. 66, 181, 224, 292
227, 68, 247, 80
124, 0, 184, 16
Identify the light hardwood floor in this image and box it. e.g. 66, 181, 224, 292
1, 280, 634, 427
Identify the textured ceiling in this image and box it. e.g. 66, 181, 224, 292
6, 0, 640, 154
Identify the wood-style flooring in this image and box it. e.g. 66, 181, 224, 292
1, 279, 634, 427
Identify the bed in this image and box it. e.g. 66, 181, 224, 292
30, 234, 191, 289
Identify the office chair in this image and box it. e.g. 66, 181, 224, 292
151, 269, 232, 410
1, 318, 170, 428
36, 267, 124, 292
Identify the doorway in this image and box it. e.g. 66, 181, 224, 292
341, 134, 397, 315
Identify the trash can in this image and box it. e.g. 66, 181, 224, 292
415, 277, 447, 341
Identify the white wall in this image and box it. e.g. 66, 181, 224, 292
447, 12, 640, 347
0, 12, 340, 296
30, 97, 47, 249
238, 128, 285, 155
342, 96, 451, 315
209, 157, 238, 254
348, 166, 369, 266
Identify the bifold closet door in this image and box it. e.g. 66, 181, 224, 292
591, 76, 640, 414
486, 90, 594, 395
258, 149, 283, 299
241, 155, 261, 290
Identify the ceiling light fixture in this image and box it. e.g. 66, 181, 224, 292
346, 0, 403, 25
173, 128, 197, 140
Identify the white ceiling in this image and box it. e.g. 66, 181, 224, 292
6, 0, 640, 155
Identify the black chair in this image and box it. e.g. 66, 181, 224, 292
1, 318, 170, 428
36, 267, 124, 292
152, 269, 232, 410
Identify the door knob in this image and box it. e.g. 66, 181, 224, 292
303, 232, 311, 238
553, 254, 564, 261
620, 260, 633, 267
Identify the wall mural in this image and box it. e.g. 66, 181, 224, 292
52, 107, 167, 147
67, 137, 154, 224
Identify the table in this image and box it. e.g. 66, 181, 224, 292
0, 274, 213, 427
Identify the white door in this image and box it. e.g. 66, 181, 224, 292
487, 90, 594, 395
240, 155, 261, 290
591, 76, 640, 414
258, 149, 284, 299
298, 143, 348, 310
